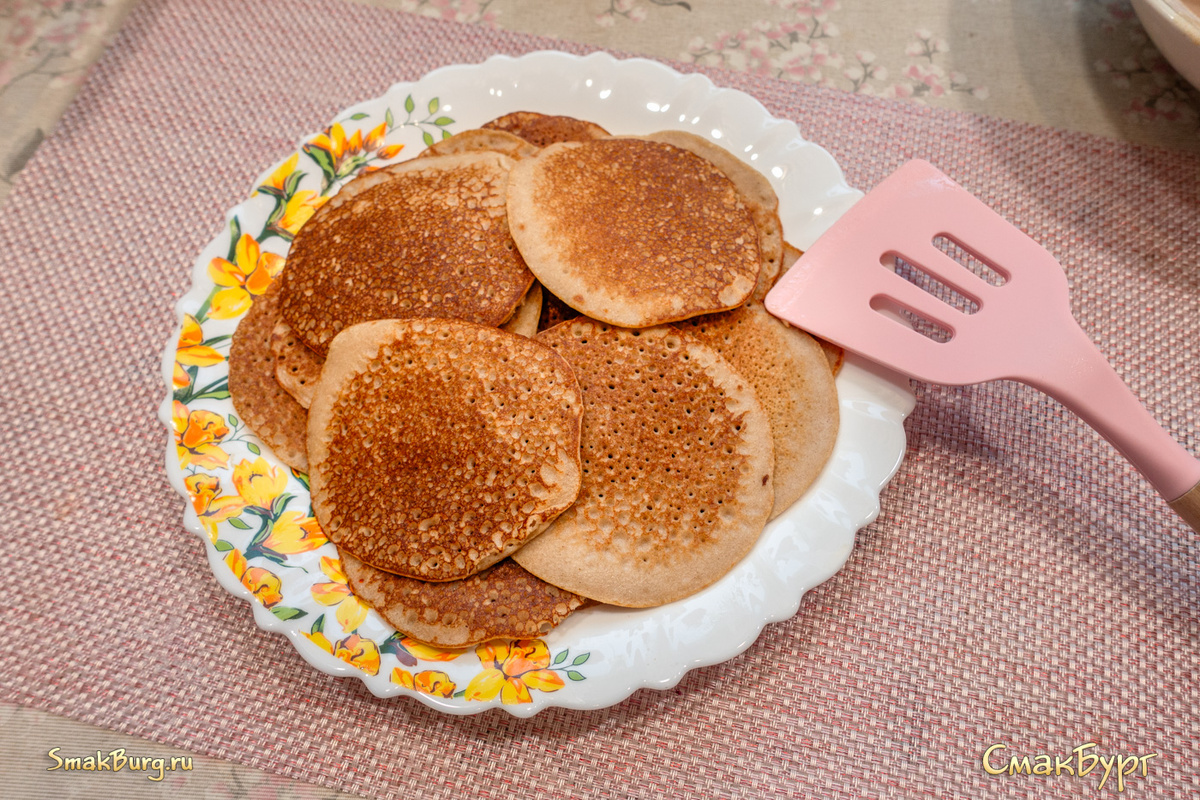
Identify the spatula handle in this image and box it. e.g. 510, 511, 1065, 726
1019, 318, 1200, 533
1169, 481, 1200, 533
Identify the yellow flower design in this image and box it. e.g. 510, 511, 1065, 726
311, 556, 369, 632
463, 640, 565, 705
257, 153, 301, 195
206, 234, 285, 319
172, 400, 231, 469
231, 457, 288, 512
276, 189, 326, 236
183, 474, 244, 541
173, 314, 224, 389
224, 549, 283, 608
303, 626, 381, 676
306, 121, 403, 173
259, 510, 328, 559
392, 668, 456, 697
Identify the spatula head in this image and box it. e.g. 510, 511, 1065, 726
764, 159, 1074, 386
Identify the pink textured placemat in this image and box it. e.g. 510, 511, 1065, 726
2, 0, 1198, 797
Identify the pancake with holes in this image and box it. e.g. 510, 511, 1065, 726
308, 318, 584, 582
637, 130, 783, 303
228, 279, 309, 471
279, 151, 534, 356
342, 552, 589, 648
481, 111, 609, 146
681, 303, 838, 520
513, 319, 775, 607
270, 319, 323, 409
417, 128, 541, 161
507, 138, 761, 327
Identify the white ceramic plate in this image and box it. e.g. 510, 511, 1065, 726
160, 50, 915, 717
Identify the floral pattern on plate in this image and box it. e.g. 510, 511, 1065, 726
161, 50, 913, 717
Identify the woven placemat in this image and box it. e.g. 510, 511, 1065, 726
1, 0, 1197, 796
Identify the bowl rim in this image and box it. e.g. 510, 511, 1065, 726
1137, 0, 1200, 40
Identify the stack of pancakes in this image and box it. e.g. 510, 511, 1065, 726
228, 112, 841, 647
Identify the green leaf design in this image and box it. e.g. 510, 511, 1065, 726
226, 216, 243, 261
422, 131, 434, 147
282, 169, 306, 197
227, 413, 238, 427
213, 539, 234, 552
433, 116, 454, 127
567, 671, 586, 682
347, 112, 369, 120
404, 95, 415, 114
441, 129, 452, 140
428, 97, 439, 114
453, 689, 467, 698
227, 517, 252, 530
303, 143, 337, 184
247, 442, 261, 455
311, 615, 325, 635
385, 108, 395, 129
553, 649, 568, 665
571, 652, 590, 666
271, 606, 308, 621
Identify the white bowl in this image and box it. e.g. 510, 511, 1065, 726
1132, 0, 1200, 90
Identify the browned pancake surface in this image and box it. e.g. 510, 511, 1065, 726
342, 552, 589, 648
228, 280, 309, 471
681, 304, 838, 519
270, 320, 323, 408
279, 152, 533, 356
507, 139, 761, 328
482, 111, 609, 146
308, 318, 584, 582
513, 320, 774, 607
638, 130, 783, 302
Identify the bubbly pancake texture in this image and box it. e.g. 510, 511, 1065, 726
638, 130, 784, 302
270, 320, 323, 409
308, 318, 583, 582
227, 280, 309, 471
481, 111, 609, 146
513, 320, 775, 607
342, 552, 589, 648
506, 138, 761, 327
681, 304, 839, 519
279, 152, 533, 356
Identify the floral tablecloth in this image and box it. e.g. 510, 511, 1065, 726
1, 1, 1197, 799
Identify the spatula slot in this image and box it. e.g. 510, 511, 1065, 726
932, 234, 1008, 286
885, 252, 981, 316
868, 294, 953, 344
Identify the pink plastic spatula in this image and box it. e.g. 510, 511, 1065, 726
764, 159, 1200, 532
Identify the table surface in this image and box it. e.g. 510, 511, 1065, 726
1, 1, 1197, 798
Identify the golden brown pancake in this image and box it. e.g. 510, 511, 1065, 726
638, 130, 783, 302
417, 128, 540, 161
279, 152, 534, 356
778, 241, 843, 375
270, 320, 323, 409
308, 318, 584, 582
228, 280, 308, 471
513, 320, 775, 607
500, 282, 542, 338
681, 304, 838, 519
342, 552, 589, 648
507, 138, 761, 327
482, 111, 609, 147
